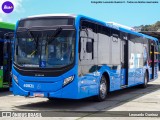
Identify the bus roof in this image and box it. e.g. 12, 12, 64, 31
0, 22, 15, 30
76, 15, 158, 42
22, 14, 158, 42
28, 14, 76, 18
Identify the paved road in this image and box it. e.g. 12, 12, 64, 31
0, 73, 160, 120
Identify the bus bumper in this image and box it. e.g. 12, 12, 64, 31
10, 80, 29, 96
10, 79, 80, 99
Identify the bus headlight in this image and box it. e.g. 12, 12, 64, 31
13, 74, 18, 83
63, 76, 74, 86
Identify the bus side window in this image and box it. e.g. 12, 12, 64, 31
111, 29, 121, 65
80, 28, 94, 60
86, 40, 93, 53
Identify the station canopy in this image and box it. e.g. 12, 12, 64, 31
140, 31, 160, 40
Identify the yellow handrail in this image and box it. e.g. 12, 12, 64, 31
150, 52, 159, 54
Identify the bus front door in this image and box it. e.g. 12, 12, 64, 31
3, 40, 12, 87
0, 41, 4, 88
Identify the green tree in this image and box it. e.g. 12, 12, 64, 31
141, 21, 160, 31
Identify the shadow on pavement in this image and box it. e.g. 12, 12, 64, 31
14, 83, 160, 112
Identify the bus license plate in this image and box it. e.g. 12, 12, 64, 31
33, 93, 44, 97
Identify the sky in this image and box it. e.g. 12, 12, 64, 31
0, 0, 160, 27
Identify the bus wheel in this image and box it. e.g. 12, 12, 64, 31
141, 72, 148, 88
95, 75, 107, 102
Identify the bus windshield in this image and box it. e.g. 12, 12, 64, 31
14, 29, 75, 68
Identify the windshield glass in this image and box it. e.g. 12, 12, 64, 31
14, 30, 75, 68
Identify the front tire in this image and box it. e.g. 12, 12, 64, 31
95, 75, 107, 102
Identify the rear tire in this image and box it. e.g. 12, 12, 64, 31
141, 72, 148, 88
95, 75, 107, 102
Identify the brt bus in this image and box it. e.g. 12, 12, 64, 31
0, 22, 15, 88
11, 14, 158, 101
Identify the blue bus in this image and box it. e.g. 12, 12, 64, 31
11, 14, 158, 101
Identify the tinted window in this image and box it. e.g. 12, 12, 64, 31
19, 18, 74, 28
0, 28, 14, 39
81, 20, 97, 32
129, 34, 145, 68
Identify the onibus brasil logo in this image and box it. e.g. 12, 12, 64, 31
2, 1, 14, 13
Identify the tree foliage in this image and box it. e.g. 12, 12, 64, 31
141, 21, 160, 31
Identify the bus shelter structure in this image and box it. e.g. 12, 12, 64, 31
140, 31, 160, 40
140, 31, 160, 70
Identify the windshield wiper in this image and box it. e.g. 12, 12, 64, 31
44, 27, 63, 54
17, 27, 34, 39
47, 27, 62, 44
17, 27, 39, 56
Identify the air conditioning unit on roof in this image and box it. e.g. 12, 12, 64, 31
107, 22, 135, 31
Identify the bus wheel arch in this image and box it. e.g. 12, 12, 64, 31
102, 72, 110, 93
94, 72, 110, 102
141, 70, 149, 88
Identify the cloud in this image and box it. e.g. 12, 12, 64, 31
0, 0, 22, 21
0, 18, 3, 21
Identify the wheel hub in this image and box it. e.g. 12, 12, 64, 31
100, 82, 106, 97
